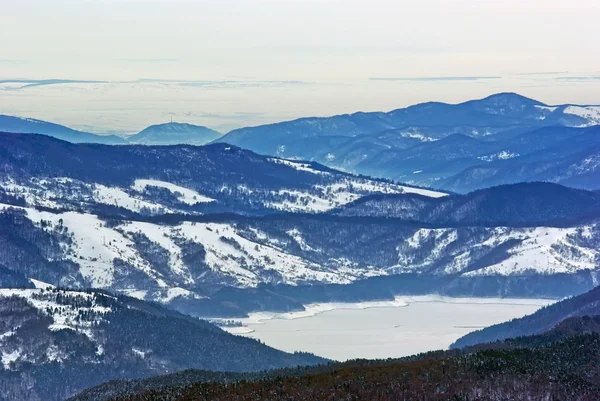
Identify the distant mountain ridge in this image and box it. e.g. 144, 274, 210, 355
127, 122, 222, 145
0, 115, 126, 144
214, 93, 600, 191
0, 116, 222, 146
3, 93, 600, 192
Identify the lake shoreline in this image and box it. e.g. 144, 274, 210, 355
217, 295, 553, 336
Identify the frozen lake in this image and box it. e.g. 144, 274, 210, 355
223, 296, 553, 361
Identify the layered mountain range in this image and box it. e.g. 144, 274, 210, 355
0, 92, 600, 400
0, 133, 598, 318
3, 93, 600, 193
216, 93, 600, 192
0, 117, 221, 147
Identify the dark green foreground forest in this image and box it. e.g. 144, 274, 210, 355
82, 317, 600, 401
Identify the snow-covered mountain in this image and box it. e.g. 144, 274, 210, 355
127, 122, 222, 146
0, 288, 325, 401
0, 184, 598, 317
0, 132, 441, 216
215, 93, 600, 191
0, 133, 598, 319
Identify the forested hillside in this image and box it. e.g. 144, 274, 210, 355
452, 284, 600, 348
0, 289, 325, 401
98, 329, 600, 401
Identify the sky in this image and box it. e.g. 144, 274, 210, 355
1, 0, 600, 133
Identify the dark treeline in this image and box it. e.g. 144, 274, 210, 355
78, 324, 600, 401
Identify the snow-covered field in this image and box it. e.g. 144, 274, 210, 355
223, 296, 552, 360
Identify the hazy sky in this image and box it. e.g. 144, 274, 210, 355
1, 0, 600, 132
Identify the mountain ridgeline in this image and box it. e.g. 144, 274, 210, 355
0, 116, 220, 146
2, 93, 600, 193
0, 115, 127, 145
0, 132, 432, 216
331, 182, 600, 226
215, 93, 600, 192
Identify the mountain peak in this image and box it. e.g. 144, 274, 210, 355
477, 92, 545, 107
144, 121, 213, 131
128, 122, 222, 145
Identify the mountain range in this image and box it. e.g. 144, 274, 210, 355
0, 93, 600, 400
0, 132, 439, 216
0, 117, 221, 147
3, 93, 600, 193
0, 133, 598, 318
215, 93, 600, 191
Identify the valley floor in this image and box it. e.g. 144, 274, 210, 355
219, 296, 552, 360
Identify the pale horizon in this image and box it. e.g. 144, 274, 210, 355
2, 0, 600, 133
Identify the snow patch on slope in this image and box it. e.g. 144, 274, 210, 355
564, 106, 600, 126
268, 158, 330, 175
0, 289, 113, 368
464, 227, 597, 276
478, 151, 519, 162
21, 207, 166, 288
395, 226, 599, 277
92, 184, 170, 212
132, 179, 215, 204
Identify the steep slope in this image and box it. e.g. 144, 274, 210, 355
127, 123, 222, 146
451, 285, 600, 348
0, 288, 326, 401
215, 93, 600, 189
0, 115, 126, 144
0, 132, 443, 216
